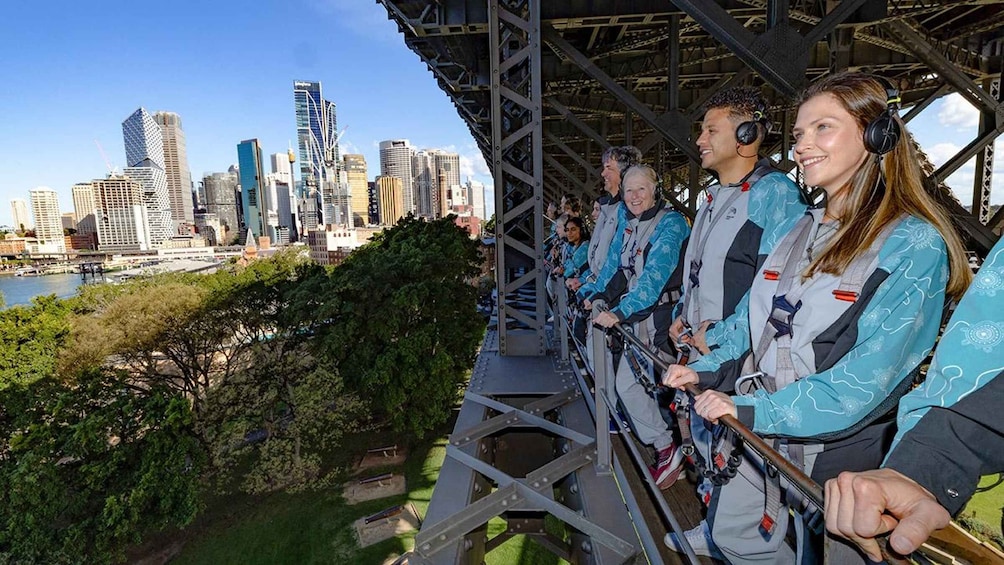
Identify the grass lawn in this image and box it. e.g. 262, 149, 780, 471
957, 474, 1004, 548
131, 411, 573, 565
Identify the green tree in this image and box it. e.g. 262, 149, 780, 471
304, 216, 485, 438
0, 369, 203, 564
200, 253, 367, 493
0, 295, 70, 390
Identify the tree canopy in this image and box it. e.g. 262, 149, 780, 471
0, 219, 485, 562
304, 216, 486, 437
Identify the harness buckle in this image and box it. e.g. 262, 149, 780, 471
768, 294, 802, 338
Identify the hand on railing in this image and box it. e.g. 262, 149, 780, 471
825, 468, 951, 563
662, 364, 698, 389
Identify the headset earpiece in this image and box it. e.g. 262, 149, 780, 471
736, 109, 770, 146
863, 77, 902, 155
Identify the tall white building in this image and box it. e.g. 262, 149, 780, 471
379, 140, 415, 215
412, 150, 436, 218
123, 108, 173, 246
94, 176, 151, 251
431, 150, 461, 191
467, 179, 486, 220
10, 198, 31, 231
153, 111, 195, 226
123, 165, 173, 245
29, 187, 66, 254
72, 182, 98, 236
271, 152, 294, 186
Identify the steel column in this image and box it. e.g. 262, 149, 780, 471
973, 77, 1002, 224
490, 0, 547, 356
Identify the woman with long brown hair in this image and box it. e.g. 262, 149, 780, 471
661, 72, 971, 563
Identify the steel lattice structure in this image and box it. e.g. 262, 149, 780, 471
378, 0, 1004, 356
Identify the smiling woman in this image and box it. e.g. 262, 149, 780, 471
660, 71, 974, 564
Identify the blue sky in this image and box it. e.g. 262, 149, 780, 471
0, 0, 1000, 228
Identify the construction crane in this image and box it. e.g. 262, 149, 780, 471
94, 139, 120, 176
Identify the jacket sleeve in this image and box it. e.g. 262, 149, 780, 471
883, 237, 1004, 514
732, 219, 949, 439
703, 175, 807, 352
578, 207, 626, 301
610, 212, 690, 321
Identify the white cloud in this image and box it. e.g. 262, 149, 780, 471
937, 93, 980, 129
459, 147, 491, 179
339, 139, 361, 156
925, 142, 963, 168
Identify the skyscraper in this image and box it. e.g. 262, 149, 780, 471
202, 171, 240, 243
72, 183, 98, 236
293, 80, 339, 223
430, 150, 461, 218
379, 140, 415, 215
10, 198, 31, 231
122, 165, 173, 245
237, 139, 267, 239
467, 179, 487, 220
343, 154, 369, 227
368, 181, 379, 225
153, 111, 195, 226
94, 175, 151, 251
270, 151, 299, 240
270, 152, 293, 186
375, 175, 405, 226
29, 187, 66, 254
412, 150, 435, 218
122, 108, 173, 245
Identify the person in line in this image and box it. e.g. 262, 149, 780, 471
663, 87, 807, 557
569, 146, 642, 372
562, 216, 592, 344
582, 163, 691, 489
546, 213, 571, 303
570, 146, 643, 294
825, 235, 1004, 562
662, 72, 971, 563
562, 216, 590, 281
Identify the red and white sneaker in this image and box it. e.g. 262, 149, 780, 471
651, 443, 685, 490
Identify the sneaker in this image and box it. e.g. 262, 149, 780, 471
663, 520, 726, 560
608, 418, 620, 434
651, 444, 684, 489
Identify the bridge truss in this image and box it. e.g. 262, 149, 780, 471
379, 0, 1004, 357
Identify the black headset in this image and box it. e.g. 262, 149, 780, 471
863, 76, 902, 155
736, 108, 770, 146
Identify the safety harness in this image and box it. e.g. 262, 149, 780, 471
740, 212, 904, 535
681, 159, 777, 336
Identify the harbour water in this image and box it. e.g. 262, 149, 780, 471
0, 273, 86, 308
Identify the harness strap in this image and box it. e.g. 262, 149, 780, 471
748, 213, 904, 531
683, 159, 777, 327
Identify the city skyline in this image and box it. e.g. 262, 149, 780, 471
0, 1, 496, 229
1, 1, 1001, 229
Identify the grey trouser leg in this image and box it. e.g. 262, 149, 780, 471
709, 454, 795, 564
614, 355, 673, 451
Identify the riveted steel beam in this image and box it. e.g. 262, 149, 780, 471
542, 25, 698, 161
884, 19, 1002, 113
